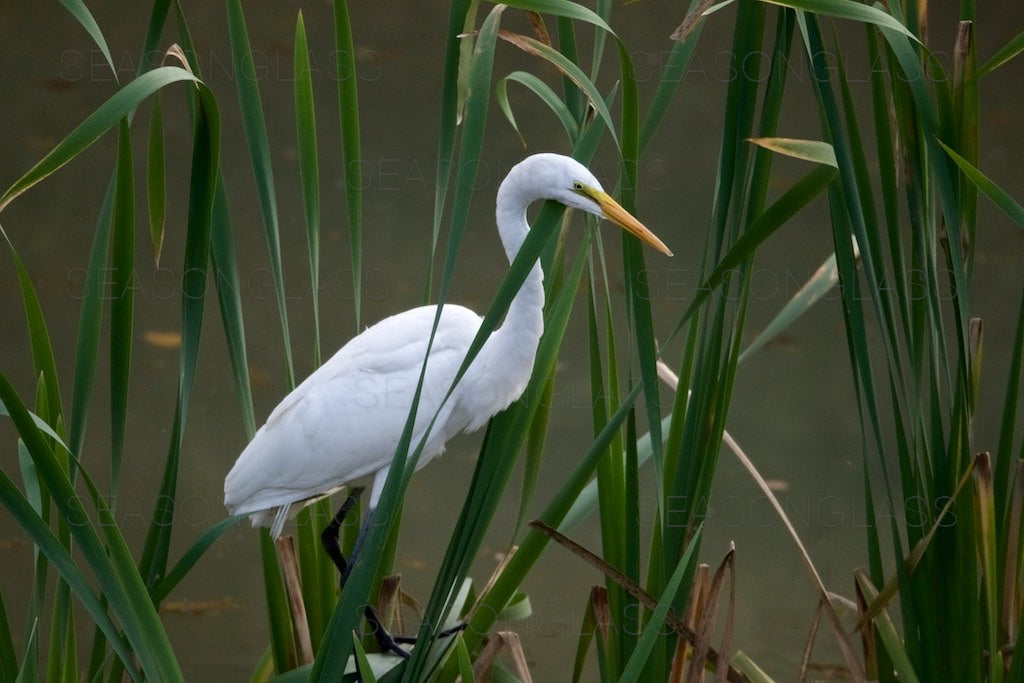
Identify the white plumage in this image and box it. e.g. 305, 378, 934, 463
224, 153, 671, 538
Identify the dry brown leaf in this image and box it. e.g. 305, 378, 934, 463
670, 0, 721, 44
470, 631, 532, 683
525, 11, 551, 46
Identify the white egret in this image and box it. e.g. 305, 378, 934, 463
224, 154, 670, 632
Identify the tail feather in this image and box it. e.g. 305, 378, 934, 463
269, 504, 290, 539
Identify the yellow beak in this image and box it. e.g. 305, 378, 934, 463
582, 187, 673, 257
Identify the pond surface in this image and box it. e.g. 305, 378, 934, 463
1, 1, 1023, 680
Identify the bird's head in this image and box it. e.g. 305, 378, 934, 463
515, 153, 673, 257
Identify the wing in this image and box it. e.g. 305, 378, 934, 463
224, 304, 481, 516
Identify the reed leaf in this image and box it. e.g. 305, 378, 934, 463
671, 165, 837, 339
764, 0, 917, 41
0, 67, 203, 213
294, 11, 322, 366
640, 16, 702, 156
496, 71, 579, 143
503, 0, 614, 35
147, 95, 166, 266
499, 32, 619, 150
620, 527, 702, 682
0, 591, 14, 682
854, 571, 920, 683
974, 29, 1024, 81
68, 179, 114, 462
739, 249, 842, 362
746, 137, 837, 166
938, 141, 1024, 228
137, 78, 220, 597
225, 0, 295, 387
425, 0, 474, 295
108, 122, 134, 496
170, 1, 256, 439
56, 0, 115, 80
1, 234, 62, 431
333, 0, 363, 332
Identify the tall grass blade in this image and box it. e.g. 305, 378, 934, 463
150, 515, 245, 604
764, 0, 917, 40
333, 0, 363, 331
854, 571, 920, 683
138, 82, 220, 594
641, 20, 702, 155
739, 249, 842, 362
974, 30, 1024, 80
938, 141, 1024, 228
209, 181, 257, 437
294, 11, 322, 364
0, 591, 14, 682
147, 95, 166, 266
263, 531, 298, 673
137, 0, 172, 76
109, 122, 134, 496
56, 0, 116, 79
498, 32, 619, 150
554, 16, 584, 124
45, 578, 75, 683
462, 381, 644, 653
171, 1, 256, 438
225, 0, 295, 387
620, 529, 702, 682
514, 368, 554, 537
976, 453, 1004, 682
996, 293, 1024, 520
671, 165, 837, 338
1, 234, 63, 430
496, 71, 579, 143
425, 0, 473, 295
68, 179, 114, 461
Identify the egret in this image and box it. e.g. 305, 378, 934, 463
224, 153, 671, 649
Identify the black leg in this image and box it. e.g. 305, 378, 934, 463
364, 605, 411, 659
391, 621, 468, 645
320, 487, 365, 582
340, 501, 377, 587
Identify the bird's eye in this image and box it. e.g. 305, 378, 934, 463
572, 181, 584, 192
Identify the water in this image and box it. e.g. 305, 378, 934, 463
1, 1, 1023, 680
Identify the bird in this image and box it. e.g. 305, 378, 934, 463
224, 152, 671, 571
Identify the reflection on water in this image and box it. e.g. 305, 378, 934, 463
1, 1, 1023, 680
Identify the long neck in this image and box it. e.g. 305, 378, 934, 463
466, 175, 545, 416
494, 178, 545, 341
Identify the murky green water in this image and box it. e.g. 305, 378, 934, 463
2, 1, 1022, 679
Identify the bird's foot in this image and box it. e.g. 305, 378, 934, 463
363, 606, 468, 658
364, 605, 411, 659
